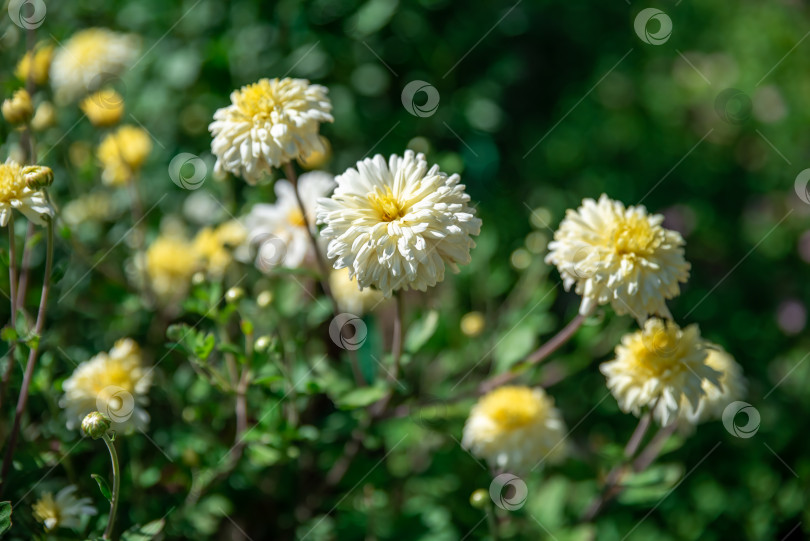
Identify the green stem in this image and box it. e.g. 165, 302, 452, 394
102, 433, 120, 540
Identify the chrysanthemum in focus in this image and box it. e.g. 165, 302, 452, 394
0, 159, 54, 226
678, 345, 746, 426
97, 125, 152, 185
600, 318, 721, 426
462, 386, 567, 472
16, 43, 54, 86
60, 339, 151, 432
50, 28, 140, 102
80, 88, 124, 127
33, 485, 96, 532
244, 171, 334, 271
193, 220, 247, 277
546, 194, 690, 322
330, 268, 384, 314
317, 151, 482, 297
209, 77, 333, 183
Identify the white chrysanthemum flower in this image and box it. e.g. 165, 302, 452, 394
0, 159, 53, 226
209, 78, 333, 183
329, 267, 384, 314
50, 28, 140, 103
546, 194, 690, 323
317, 151, 482, 297
243, 171, 334, 271
677, 345, 746, 428
600, 319, 721, 426
60, 338, 152, 432
462, 386, 568, 472
33, 485, 97, 532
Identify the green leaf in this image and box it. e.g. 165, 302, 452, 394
24, 333, 40, 350
0, 501, 11, 535
121, 518, 165, 541
247, 444, 283, 467
493, 321, 538, 372
618, 463, 684, 505
193, 332, 216, 361
336, 385, 387, 409
404, 310, 439, 354
91, 474, 112, 502
1, 327, 18, 343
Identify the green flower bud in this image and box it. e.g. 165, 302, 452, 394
470, 489, 488, 509
22, 165, 54, 189
81, 411, 111, 439
254, 335, 272, 353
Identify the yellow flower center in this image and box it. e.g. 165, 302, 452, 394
234, 79, 301, 122
610, 214, 659, 257
479, 386, 543, 430
0, 162, 27, 203
288, 207, 307, 227
93, 361, 136, 395
628, 321, 694, 379
368, 188, 406, 222
32, 493, 60, 531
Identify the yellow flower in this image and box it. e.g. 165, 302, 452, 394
16, 44, 54, 86
600, 318, 721, 426
60, 339, 151, 432
546, 194, 690, 323
31, 101, 56, 131
193, 220, 246, 278
80, 89, 124, 127
460, 311, 486, 337
0, 159, 53, 226
462, 386, 568, 472
2, 89, 33, 125
297, 136, 331, 169
33, 486, 96, 532
329, 267, 384, 315
209, 78, 333, 183
97, 125, 152, 185
141, 235, 201, 303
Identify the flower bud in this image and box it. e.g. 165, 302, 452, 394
22, 165, 54, 189
257, 290, 273, 307
81, 411, 111, 439
254, 335, 272, 353
2, 89, 33, 125
469, 489, 489, 509
30, 101, 56, 131
225, 287, 244, 303
80, 89, 124, 128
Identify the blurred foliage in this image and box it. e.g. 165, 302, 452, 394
1, 0, 809, 539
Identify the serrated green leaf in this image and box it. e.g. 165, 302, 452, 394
91, 474, 112, 502
193, 332, 216, 360
404, 310, 439, 354
0, 501, 11, 535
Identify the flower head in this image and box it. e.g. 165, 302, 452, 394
80, 88, 124, 127
600, 318, 721, 426
546, 194, 690, 322
61, 338, 152, 432
33, 485, 97, 532
0, 159, 53, 226
193, 220, 247, 277
329, 267, 384, 315
678, 345, 746, 426
97, 125, 152, 185
50, 28, 140, 102
317, 151, 482, 297
16, 43, 54, 86
209, 77, 333, 183
2, 88, 33, 125
140, 235, 201, 304
244, 171, 334, 271
462, 386, 567, 472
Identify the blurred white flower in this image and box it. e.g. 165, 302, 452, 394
61, 339, 152, 433
462, 386, 568, 472
546, 194, 690, 323
33, 485, 96, 532
243, 171, 334, 271
329, 267, 384, 315
600, 319, 721, 426
317, 151, 481, 297
209, 78, 333, 183
50, 28, 140, 102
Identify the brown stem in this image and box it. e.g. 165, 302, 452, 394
15, 221, 35, 311
632, 421, 677, 473
0, 217, 19, 410
624, 411, 652, 458
0, 221, 53, 496
478, 311, 590, 394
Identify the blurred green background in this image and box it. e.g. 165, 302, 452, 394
1, 0, 809, 539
